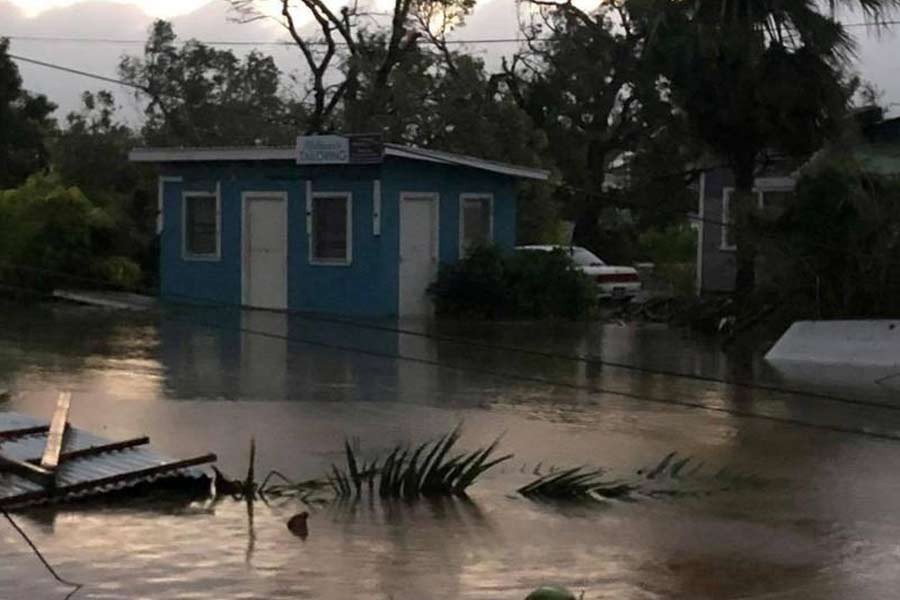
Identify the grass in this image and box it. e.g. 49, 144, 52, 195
332, 425, 513, 500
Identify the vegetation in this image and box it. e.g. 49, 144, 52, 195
220, 434, 759, 507
1, 0, 898, 320
428, 246, 597, 320
0, 39, 56, 189
633, 0, 898, 299
758, 165, 900, 319
638, 224, 698, 297
329, 427, 512, 499
0, 172, 141, 292
518, 452, 762, 502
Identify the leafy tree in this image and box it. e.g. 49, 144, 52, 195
632, 0, 897, 297
52, 91, 157, 283
0, 172, 141, 291
119, 20, 303, 146
0, 38, 57, 189
761, 166, 900, 318
503, 1, 692, 254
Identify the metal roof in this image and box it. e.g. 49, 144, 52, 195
0, 412, 213, 510
129, 143, 550, 181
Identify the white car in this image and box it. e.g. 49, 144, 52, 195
516, 245, 642, 300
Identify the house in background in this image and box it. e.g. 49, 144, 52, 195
694, 164, 798, 294
130, 135, 548, 318
694, 111, 900, 295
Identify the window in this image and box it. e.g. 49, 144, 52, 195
310, 193, 352, 264
183, 192, 219, 259
459, 194, 493, 256
723, 187, 794, 250
721, 189, 737, 250
759, 189, 793, 216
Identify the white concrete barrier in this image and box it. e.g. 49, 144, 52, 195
765, 320, 900, 367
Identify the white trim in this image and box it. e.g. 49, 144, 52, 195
129, 144, 550, 181
133, 147, 295, 162
181, 185, 221, 261
696, 172, 705, 295
721, 188, 738, 251
157, 176, 181, 235
754, 176, 796, 192
305, 180, 312, 235
458, 193, 494, 257
384, 144, 549, 180
241, 191, 289, 309
399, 192, 440, 263
722, 186, 772, 251
373, 180, 382, 236
309, 191, 353, 266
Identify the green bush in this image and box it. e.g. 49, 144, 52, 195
428, 245, 596, 319
0, 172, 141, 293
638, 224, 697, 265
92, 256, 143, 290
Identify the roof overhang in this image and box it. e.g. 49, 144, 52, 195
129, 144, 550, 181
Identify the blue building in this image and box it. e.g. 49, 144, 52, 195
130, 137, 548, 318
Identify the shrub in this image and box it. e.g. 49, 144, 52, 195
0, 172, 141, 293
92, 256, 143, 290
758, 166, 900, 318
638, 224, 697, 265
428, 245, 596, 320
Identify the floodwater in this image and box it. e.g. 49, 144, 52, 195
2, 302, 900, 599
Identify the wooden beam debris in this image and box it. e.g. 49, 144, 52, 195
0, 453, 53, 485
40, 392, 71, 473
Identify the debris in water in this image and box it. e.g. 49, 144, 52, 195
287, 511, 309, 539
0, 395, 216, 510
525, 585, 578, 600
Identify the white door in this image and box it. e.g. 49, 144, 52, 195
399, 193, 438, 317
243, 193, 287, 310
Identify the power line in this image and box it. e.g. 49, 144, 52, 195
2, 33, 530, 47
3, 259, 900, 416
3, 18, 899, 48
8, 53, 145, 90
3, 278, 900, 444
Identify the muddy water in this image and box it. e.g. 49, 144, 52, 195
2, 303, 900, 599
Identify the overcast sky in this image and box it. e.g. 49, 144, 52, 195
3, 0, 900, 122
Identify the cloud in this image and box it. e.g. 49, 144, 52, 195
4, 0, 900, 124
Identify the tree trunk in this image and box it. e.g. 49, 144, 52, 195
732, 160, 757, 303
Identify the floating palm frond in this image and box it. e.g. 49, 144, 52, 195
518, 452, 763, 503
637, 452, 763, 497
517, 466, 637, 500
333, 425, 513, 499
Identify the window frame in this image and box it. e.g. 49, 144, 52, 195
458, 193, 494, 257
181, 186, 221, 261
308, 191, 353, 266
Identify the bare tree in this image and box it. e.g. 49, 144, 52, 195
230, 0, 437, 133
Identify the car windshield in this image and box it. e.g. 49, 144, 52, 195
569, 247, 605, 267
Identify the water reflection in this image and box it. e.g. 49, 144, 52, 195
3, 302, 900, 598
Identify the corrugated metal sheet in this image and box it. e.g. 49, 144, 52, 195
0, 412, 213, 509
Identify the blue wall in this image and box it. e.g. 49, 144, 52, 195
160, 157, 518, 317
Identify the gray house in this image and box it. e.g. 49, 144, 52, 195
694, 167, 796, 294
694, 111, 900, 294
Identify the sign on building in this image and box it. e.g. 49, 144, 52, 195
297, 135, 349, 164
296, 134, 383, 165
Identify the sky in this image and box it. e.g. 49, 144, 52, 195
9, 0, 212, 17
3, 0, 900, 120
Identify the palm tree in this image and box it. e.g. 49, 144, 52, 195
636, 0, 899, 297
